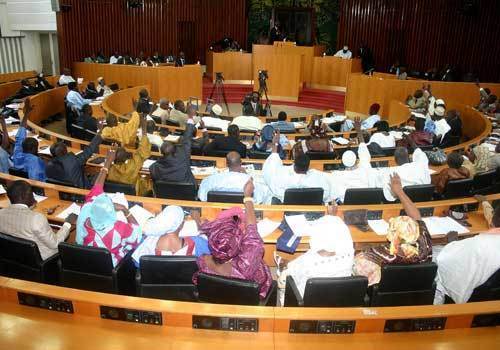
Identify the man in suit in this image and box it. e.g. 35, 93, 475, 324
16, 79, 37, 99
175, 51, 186, 67
244, 91, 264, 116
0, 180, 76, 260
203, 124, 247, 158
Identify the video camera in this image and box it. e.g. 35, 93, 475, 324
215, 72, 224, 82
258, 70, 268, 82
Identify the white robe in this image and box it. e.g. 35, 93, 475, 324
263, 153, 333, 203
197, 170, 272, 204
434, 233, 500, 304
368, 132, 396, 148
334, 50, 352, 59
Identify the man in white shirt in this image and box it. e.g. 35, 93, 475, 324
66, 82, 92, 111
152, 98, 170, 124
0, 180, 74, 260
368, 120, 396, 148
96, 77, 113, 97
231, 108, 263, 131
263, 131, 332, 203
334, 45, 352, 59
109, 52, 122, 64
341, 103, 381, 131
58, 68, 75, 86
198, 151, 272, 204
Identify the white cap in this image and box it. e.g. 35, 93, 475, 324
343, 45, 349, 50
211, 104, 222, 116
434, 106, 446, 117
342, 150, 356, 167
435, 99, 446, 107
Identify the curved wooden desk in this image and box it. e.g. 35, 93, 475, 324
1, 277, 499, 349
0, 70, 37, 83
0, 76, 59, 102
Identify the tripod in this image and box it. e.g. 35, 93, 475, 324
258, 78, 272, 117
208, 73, 230, 115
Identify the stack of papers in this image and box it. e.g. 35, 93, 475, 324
368, 219, 389, 235
322, 115, 346, 124
164, 135, 180, 143
4, 117, 19, 125
422, 216, 470, 236
332, 137, 350, 145
293, 122, 306, 129
257, 218, 281, 238
56, 203, 81, 220
142, 159, 156, 169
191, 166, 218, 176
34, 194, 47, 203
129, 205, 154, 227
5, 103, 21, 110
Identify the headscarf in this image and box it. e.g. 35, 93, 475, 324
386, 216, 420, 257
200, 207, 246, 263
473, 145, 491, 173
143, 205, 184, 236
76, 193, 117, 241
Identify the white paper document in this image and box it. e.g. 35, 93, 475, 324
179, 220, 199, 237
257, 218, 281, 238
107, 192, 129, 209
129, 205, 154, 228
368, 219, 389, 235
164, 135, 180, 142
56, 203, 81, 220
293, 122, 306, 129
285, 215, 311, 237
0, 185, 6, 195
322, 115, 346, 124
34, 194, 47, 203
8, 129, 19, 137
4, 117, 19, 124
332, 137, 350, 145
38, 146, 52, 156
191, 166, 218, 176
142, 159, 156, 169
422, 216, 470, 236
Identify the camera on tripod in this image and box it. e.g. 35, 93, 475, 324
258, 70, 268, 82
215, 72, 224, 82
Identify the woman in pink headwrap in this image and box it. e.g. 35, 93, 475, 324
193, 179, 272, 299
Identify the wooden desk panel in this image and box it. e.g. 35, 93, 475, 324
310, 57, 362, 89
157, 65, 203, 102
252, 54, 303, 101
0, 70, 37, 83
206, 51, 253, 83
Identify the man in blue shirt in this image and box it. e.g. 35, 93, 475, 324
66, 81, 92, 111
12, 99, 46, 181
271, 111, 296, 133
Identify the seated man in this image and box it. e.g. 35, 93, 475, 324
66, 82, 92, 111
434, 197, 500, 304
142, 120, 164, 149
150, 115, 196, 187
136, 89, 152, 114
198, 151, 272, 204
406, 89, 427, 112
231, 107, 263, 132
168, 100, 188, 126
402, 116, 433, 148
271, 111, 295, 133
109, 52, 121, 64
445, 109, 462, 143
193, 180, 273, 300
101, 110, 140, 147
0, 116, 12, 173
46, 132, 102, 189
276, 205, 354, 304
487, 143, 500, 171
58, 68, 75, 86
341, 103, 381, 131
76, 150, 142, 267
243, 91, 264, 116
107, 117, 151, 195
76, 104, 98, 133
203, 124, 247, 158
334, 45, 352, 59
34, 73, 53, 92
83, 82, 102, 100
0, 180, 73, 260
151, 98, 170, 124
263, 131, 332, 203
132, 206, 209, 266
378, 140, 431, 201
96, 77, 113, 97
12, 100, 46, 181
368, 120, 396, 148
16, 79, 37, 99
431, 151, 470, 194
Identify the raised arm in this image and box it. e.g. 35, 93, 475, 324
390, 173, 421, 221
243, 179, 256, 226
0, 115, 9, 150
354, 117, 364, 144
94, 148, 116, 186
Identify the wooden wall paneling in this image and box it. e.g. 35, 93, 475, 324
338, 0, 500, 82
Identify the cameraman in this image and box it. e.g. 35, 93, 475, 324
242, 91, 264, 117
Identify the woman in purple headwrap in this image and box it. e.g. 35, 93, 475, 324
193, 179, 272, 299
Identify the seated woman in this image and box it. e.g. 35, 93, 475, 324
252, 125, 286, 159
193, 180, 273, 299
76, 149, 142, 266
431, 152, 470, 194
354, 174, 432, 285
462, 145, 491, 177
291, 116, 335, 159
131, 206, 209, 266
368, 120, 395, 148
276, 205, 354, 304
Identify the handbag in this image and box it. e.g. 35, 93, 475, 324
425, 147, 447, 165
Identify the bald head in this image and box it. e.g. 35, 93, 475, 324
226, 151, 242, 171
394, 147, 409, 166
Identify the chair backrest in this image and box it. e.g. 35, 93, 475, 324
344, 188, 384, 205
58, 242, 116, 293
382, 147, 396, 156
197, 273, 261, 305
403, 184, 436, 202
153, 181, 197, 200
472, 170, 497, 193
302, 276, 368, 307
103, 181, 136, 196
47, 177, 74, 187
306, 152, 336, 160
0, 232, 43, 282
443, 178, 473, 199
371, 262, 437, 306
207, 191, 244, 203
283, 188, 324, 205
468, 268, 500, 302
247, 149, 270, 159
204, 149, 230, 157
8, 167, 28, 179
137, 256, 198, 301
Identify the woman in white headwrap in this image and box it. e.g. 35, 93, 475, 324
131, 206, 210, 266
